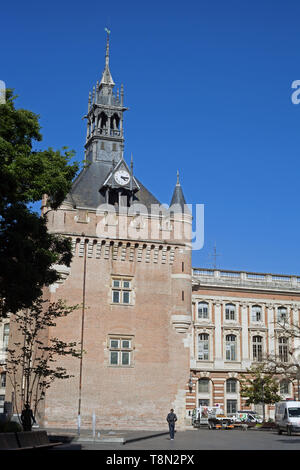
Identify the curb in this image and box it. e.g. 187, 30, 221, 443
75, 431, 170, 445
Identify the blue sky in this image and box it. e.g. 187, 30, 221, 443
1, 0, 300, 274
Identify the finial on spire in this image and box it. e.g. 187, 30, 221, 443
176, 169, 180, 185
100, 28, 115, 88
104, 27, 111, 67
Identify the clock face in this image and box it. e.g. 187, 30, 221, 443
114, 169, 130, 186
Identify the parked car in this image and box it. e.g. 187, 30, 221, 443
275, 400, 300, 436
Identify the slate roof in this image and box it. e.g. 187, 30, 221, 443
64, 160, 161, 210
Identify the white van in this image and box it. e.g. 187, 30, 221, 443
275, 400, 300, 436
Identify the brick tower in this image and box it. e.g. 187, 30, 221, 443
42, 33, 192, 430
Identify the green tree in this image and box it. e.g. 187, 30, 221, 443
0, 90, 80, 317
240, 364, 282, 421
6, 297, 81, 427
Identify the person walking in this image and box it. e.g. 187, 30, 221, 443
166, 408, 177, 440
21, 403, 36, 432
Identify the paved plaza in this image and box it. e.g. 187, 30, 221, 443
50, 428, 300, 451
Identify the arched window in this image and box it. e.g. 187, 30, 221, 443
280, 379, 290, 395
226, 378, 237, 393
99, 112, 108, 129
251, 305, 262, 322
279, 337, 288, 362
198, 333, 209, 361
110, 113, 120, 130
252, 336, 263, 362
277, 307, 287, 322
198, 302, 209, 319
225, 303, 236, 321
198, 378, 210, 393
225, 335, 236, 361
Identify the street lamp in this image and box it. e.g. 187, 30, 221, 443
295, 368, 300, 400
260, 379, 265, 423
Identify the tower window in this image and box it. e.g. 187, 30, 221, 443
112, 143, 117, 151
108, 336, 133, 366
111, 277, 132, 305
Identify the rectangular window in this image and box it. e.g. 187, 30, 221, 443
0, 373, 6, 388
111, 277, 132, 305
198, 302, 209, 319
109, 336, 133, 367
3, 324, 9, 351
0, 395, 4, 413
227, 400, 237, 415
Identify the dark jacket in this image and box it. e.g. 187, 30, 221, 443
167, 412, 177, 424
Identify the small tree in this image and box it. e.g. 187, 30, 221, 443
240, 364, 282, 421
6, 297, 81, 425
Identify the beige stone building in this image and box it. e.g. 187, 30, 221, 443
187, 268, 300, 420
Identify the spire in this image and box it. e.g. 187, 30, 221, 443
170, 170, 187, 212
100, 28, 115, 87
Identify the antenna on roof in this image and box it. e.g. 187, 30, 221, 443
208, 242, 221, 269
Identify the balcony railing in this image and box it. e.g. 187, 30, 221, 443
192, 268, 300, 291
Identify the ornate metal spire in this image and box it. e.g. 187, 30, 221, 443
100, 28, 115, 87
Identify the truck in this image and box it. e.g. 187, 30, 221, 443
275, 400, 300, 436
231, 410, 263, 424
192, 405, 224, 428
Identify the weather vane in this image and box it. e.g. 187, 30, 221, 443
105, 27, 111, 35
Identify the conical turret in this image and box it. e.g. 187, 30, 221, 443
170, 170, 187, 212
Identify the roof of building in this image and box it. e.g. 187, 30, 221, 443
64, 160, 161, 210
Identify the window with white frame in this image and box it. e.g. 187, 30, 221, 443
225, 303, 236, 321
251, 305, 262, 322
109, 336, 133, 366
225, 335, 237, 361
226, 399, 237, 415
278, 337, 288, 363
198, 333, 209, 360
111, 277, 132, 305
280, 379, 290, 395
252, 335, 263, 362
277, 306, 288, 322
2, 324, 9, 351
198, 302, 209, 319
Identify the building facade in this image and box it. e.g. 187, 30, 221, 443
187, 268, 300, 420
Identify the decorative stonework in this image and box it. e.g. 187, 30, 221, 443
71, 237, 178, 265
171, 315, 191, 333
49, 264, 71, 293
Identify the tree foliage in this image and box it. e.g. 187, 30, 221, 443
6, 297, 81, 419
0, 90, 80, 316
240, 364, 282, 406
